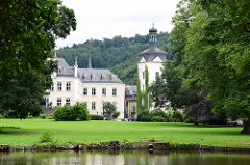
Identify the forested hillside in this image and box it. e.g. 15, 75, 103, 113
56, 32, 172, 85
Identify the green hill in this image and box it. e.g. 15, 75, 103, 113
56, 32, 172, 85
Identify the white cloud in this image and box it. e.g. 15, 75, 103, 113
56, 0, 179, 49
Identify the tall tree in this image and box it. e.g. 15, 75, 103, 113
182, 0, 250, 133
0, 0, 76, 118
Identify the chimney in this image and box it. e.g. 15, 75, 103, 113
89, 56, 92, 68
74, 57, 78, 77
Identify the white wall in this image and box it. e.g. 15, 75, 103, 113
48, 76, 125, 119
81, 83, 125, 119
138, 61, 164, 91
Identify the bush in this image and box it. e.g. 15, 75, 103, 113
40, 131, 54, 143
90, 115, 104, 120
53, 102, 90, 121
27, 115, 33, 119
151, 116, 167, 122
46, 114, 53, 119
137, 110, 151, 122
172, 111, 184, 122
39, 114, 46, 119
113, 112, 120, 119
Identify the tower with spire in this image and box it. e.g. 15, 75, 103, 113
137, 25, 167, 109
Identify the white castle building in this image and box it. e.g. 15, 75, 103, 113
138, 25, 167, 108
46, 57, 125, 119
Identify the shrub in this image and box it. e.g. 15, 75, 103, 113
151, 116, 167, 122
90, 115, 104, 120
39, 114, 46, 119
71, 102, 90, 120
113, 112, 120, 119
137, 110, 151, 122
53, 102, 90, 121
27, 115, 33, 119
172, 111, 184, 122
46, 114, 53, 119
40, 131, 54, 143
151, 110, 169, 121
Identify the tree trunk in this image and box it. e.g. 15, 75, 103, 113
108, 113, 112, 120
241, 117, 250, 134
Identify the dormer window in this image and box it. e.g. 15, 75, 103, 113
82, 74, 86, 80
100, 74, 105, 80
58, 66, 61, 73
91, 74, 94, 80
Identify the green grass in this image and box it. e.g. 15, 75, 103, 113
0, 119, 250, 147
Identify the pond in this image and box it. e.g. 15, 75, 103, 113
0, 150, 250, 165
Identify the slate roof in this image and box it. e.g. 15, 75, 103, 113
78, 68, 123, 84
125, 85, 137, 95
138, 48, 167, 62
52, 58, 123, 84
53, 58, 74, 76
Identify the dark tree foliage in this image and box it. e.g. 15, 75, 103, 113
0, 0, 76, 118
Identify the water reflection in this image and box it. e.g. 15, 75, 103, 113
0, 150, 250, 165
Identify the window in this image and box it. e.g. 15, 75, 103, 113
92, 88, 96, 95
112, 88, 117, 95
112, 102, 117, 107
155, 72, 159, 78
66, 82, 71, 91
142, 72, 145, 79
102, 88, 106, 95
66, 98, 70, 106
91, 74, 94, 80
92, 102, 96, 110
58, 66, 61, 73
100, 74, 105, 80
133, 106, 136, 112
83, 88, 87, 95
51, 83, 54, 91
57, 82, 62, 91
57, 98, 61, 106
142, 84, 145, 91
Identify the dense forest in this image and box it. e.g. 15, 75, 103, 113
56, 32, 172, 85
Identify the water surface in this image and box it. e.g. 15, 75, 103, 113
0, 150, 250, 165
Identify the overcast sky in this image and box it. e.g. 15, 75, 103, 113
55, 0, 179, 49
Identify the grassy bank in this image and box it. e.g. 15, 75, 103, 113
0, 119, 249, 147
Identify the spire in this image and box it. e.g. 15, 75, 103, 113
89, 56, 92, 68
149, 24, 157, 50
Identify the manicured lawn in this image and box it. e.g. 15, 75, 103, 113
0, 119, 249, 147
